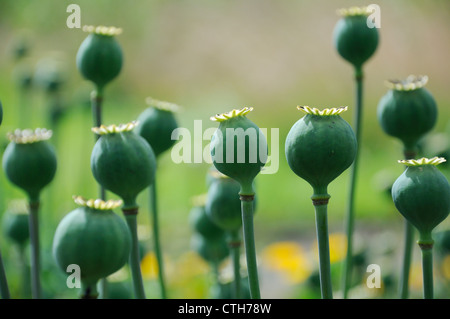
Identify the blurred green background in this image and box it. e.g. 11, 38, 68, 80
0, 0, 449, 299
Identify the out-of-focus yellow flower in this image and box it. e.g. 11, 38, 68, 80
441, 255, 450, 280
312, 233, 347, 263
409, 262, 423, 291
261, 241, 312, 284
141, 252, 159, 280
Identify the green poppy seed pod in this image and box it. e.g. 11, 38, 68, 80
377, 75, 437, 152
285, 106, 357, 196
76, 26, 123, 91
91, 121, 156, 209
392, 157, 450, 245
2, 200, 29, 246
2, 129, 57, 202
191, 233, 230, 265
135, 97, 180, 158
210, 107, 268, 195
53, 197, 131, 297
205, 173, 243, 232
189, 194, 225, 241
333, 7, 379, 69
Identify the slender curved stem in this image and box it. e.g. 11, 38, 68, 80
0, 249, 10, 299
228, 230, 242, 299
312, 192, 333, 299
28, 200, 41, 299
240, 195, 260, 299
398, 148, 417, 299
149, 176, 167, 299
341, 66, 363, 299
123, 210, 146, 299
420, 246, 434, 299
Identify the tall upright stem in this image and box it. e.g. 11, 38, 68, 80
28, 200, 41, 299
240, 194, 260, 299
228, 230, 242, 299
123, 209, 146, 299
341, 66, 363, 298
91, 88, 107, 296
312, 191, 333, 299
0, 249, 10, 299
149, 176, 167, 299
398, 148, 417, 299
420, 245, 434, 299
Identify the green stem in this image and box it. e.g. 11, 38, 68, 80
123, 210, 146, 299
91, 88, 107, 297
341, 66, 363, 299
418, 233, 434, 299
420, 246, 434, 299
0, 249, 10, 299
28, 200, 41, 299
80, 282, 98, 299
240, 195, 260, 299
228, 230, 242, 299
19, 245, 31, 298
399, 220, 414, 298
91, 89, 106, 200
210, 260, 223, 298
312, 192, 333, 299
398, 148, 417, 299
149, 176, 167, 299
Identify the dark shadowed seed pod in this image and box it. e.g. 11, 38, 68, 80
90, 121, 156, 209
189, 194, 225, 241
2, 129, 57, 203
135, 97, 180, 158
191, 233, 230, 265
333, 6, 379, 69
285, 106, 357, 196
76, 26, 123, 91
392, 157, 450, 244
377, 75, 437, 153
53, 196, 131, 298
2, 200, 29, 247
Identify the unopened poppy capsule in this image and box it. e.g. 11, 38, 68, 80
377, 75, 437, 153
53, 196, 131, 298
333, 6, 379, 69
90, 121, 156, 209
76, 26, 123, 91
2, 128, 57, 203
285, 106, 357, 197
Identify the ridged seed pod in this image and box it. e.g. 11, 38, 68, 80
377, 75, 437, 152
76, 26, 123, 91
53, 197, 131, 298
210, 107, 267, 195
392, 157, 450, 243
135, 97, 179, 158
285, 106, 357, 195
333, 6, 379, 69
90, 121, 156, 209
2, 129, 57, 202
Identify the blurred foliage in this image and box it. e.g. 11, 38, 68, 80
0, 0, 449, 298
